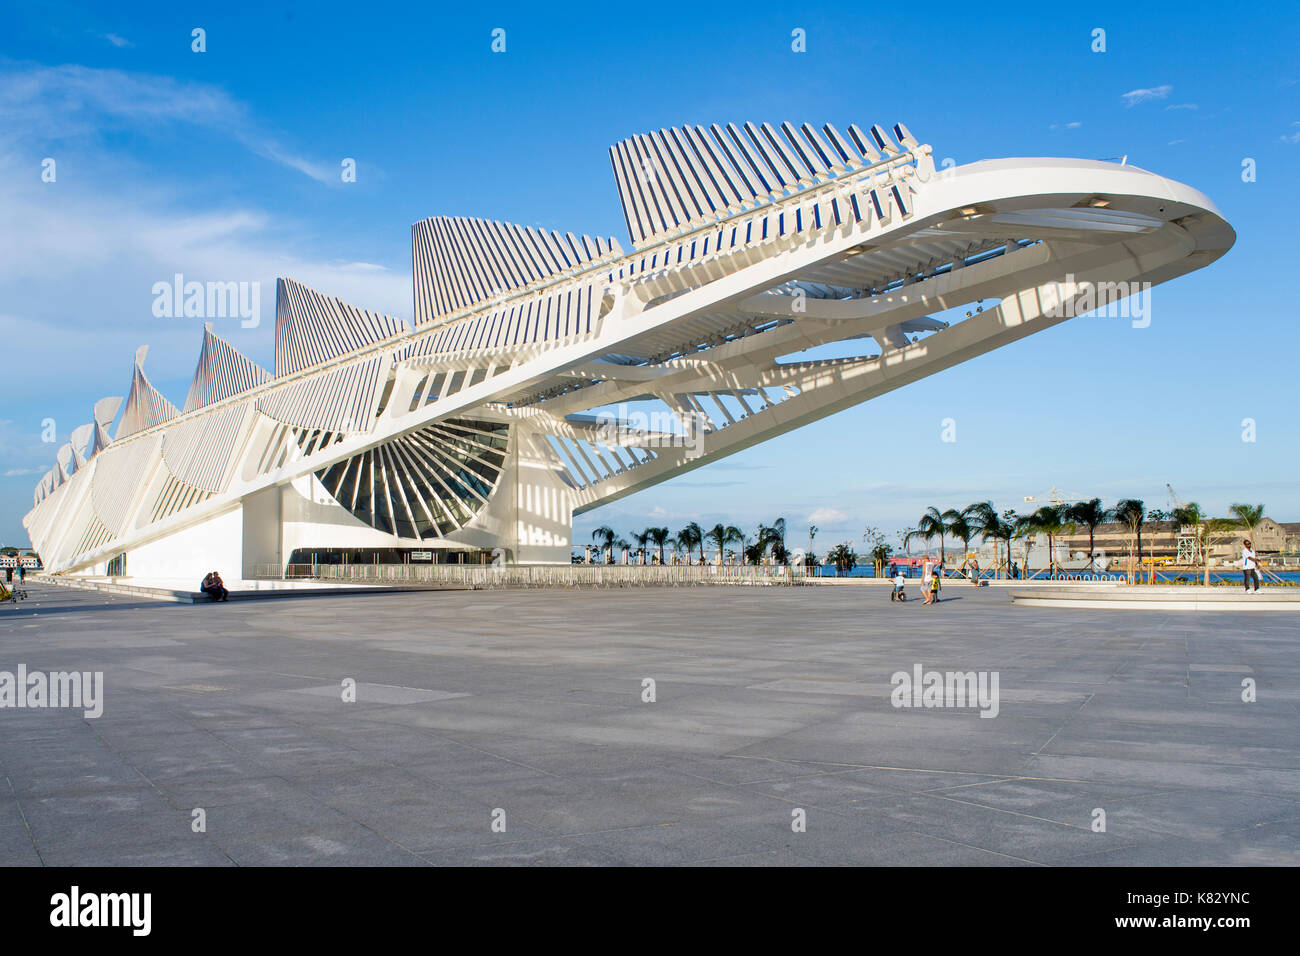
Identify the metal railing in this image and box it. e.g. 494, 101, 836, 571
252, 563, 813, 589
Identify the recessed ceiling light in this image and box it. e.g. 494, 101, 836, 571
1089, 198, 1110, 208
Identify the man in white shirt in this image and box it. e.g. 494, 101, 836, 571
1241, 540, 1261, 593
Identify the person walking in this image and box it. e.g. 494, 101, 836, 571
921, 558, 933, 604
1241, 540, 1262, 593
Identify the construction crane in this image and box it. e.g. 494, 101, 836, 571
1166, 483, 1184, 511
1023, 486, 1088, 505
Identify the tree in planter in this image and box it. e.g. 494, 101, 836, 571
827, 542, 858, 574
1113, 499, 1146, 583
1068, 498, 1112, 573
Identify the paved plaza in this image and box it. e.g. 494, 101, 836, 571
1, 581, 1297, 866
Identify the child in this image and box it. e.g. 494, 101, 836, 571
891, 571, 907, 602
928, 563, 942, 604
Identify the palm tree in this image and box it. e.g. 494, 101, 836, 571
1068, 498, 1111, 572
904, 507, 948, 561
1113, 499, 1146, 583
676, 522, 704, 565
706, 523, 744, 565
1228, 503, 1265, 541
1027, 505, 1074, 572
942, 509, 973, 574
827, 542, 857, 573
647, 527, 671, 566
1011, 511, 1038, 576
591, 525, 617, 564
964, 501, 999, 577
769, 517, 788, 563
898, 527, 917, 558
985, 512, 1017, 579
630, 529, 652, 565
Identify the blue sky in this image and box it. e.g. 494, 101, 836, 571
2, 0, 1297, 552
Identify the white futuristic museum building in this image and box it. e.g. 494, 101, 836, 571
24, 121, 1235, 579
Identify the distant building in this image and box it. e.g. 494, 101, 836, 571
1058, 517, 1300, 566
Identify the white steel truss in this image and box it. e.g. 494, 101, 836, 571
24, 122, 1235, 575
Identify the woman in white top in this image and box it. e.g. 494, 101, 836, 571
1241, 540, 1261, 593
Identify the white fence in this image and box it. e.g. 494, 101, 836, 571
252, 563, 813, 589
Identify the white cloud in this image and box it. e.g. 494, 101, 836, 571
1165, 103, 1198, 111
1282, 123, 1300, 145
0, 151, 411, 394
807, 507, 851, 525
103, 34, 133, 48
0, 62, 336, 183
1049, 121, 1082, 130
1121, 84, 1173, 107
